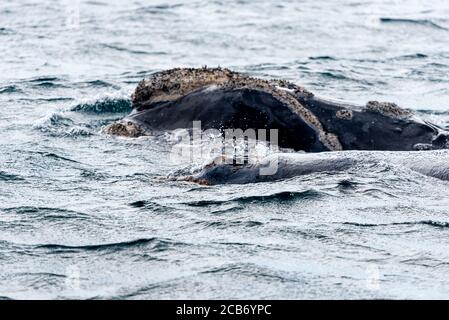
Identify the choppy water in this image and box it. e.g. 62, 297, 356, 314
1, 0, 449, 299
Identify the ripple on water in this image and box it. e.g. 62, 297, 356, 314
343, 220, 449, 229
193, 220, 264, 230
25, 76, 68, 89
35, 238, 188, 254
184, 190, 325, 206
0, 85, 22, 94
128, 200, 174, 214
0, 171, 24, 181
0, 27, 14, 35
1, 206, 90, 221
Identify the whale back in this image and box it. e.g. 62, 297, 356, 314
127, 87, 330, 152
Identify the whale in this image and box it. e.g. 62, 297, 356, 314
182, 150, 449, 185
105, 67, 449, 152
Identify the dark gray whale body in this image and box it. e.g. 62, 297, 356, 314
104, 68, 449, 184
296, 96, 448, 151
128, 88, 328, 152
106, 67, 448, 152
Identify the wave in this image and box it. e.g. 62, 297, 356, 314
64, 126, 94, 137
82, 80, 118, 88
200, 263, 296, 283
15, 272, 67, 279
308, 55, 336, 61
137, 3, 183, 15
194, 220, 263, 229
33, 111, 98, 137
317, 71, 349, 80
31, 82, 64, 88
337, 179, 358, 189
26, 76, 68, 88
128, 200, 171, 213
380, 18, 448, 31
35, 237, 183, 252
33, 112, 74, 129
419, 221, 449, 228
389, 53, 428, 61
19, 97, 74, 102
70, 98, 132, 114
185, 190, 323, 206
416, 109, 449, 116
0, 171, 24, 181
129, 200, 151, 208
0, 85, 21, 94
101, 44, 150, 55
2, 206, 91, 221
343, 220, 449, 229
0, 27, 14, 35
26, 151, 82, 164
28, 76, 60, 83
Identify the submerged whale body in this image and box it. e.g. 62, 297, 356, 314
105, 67, 449, 152
184, 151, 449, 185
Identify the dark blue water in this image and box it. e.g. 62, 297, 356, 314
1, 0, 449, 299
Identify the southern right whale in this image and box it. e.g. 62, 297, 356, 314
105, 67, 449, 152
101, 68, 449, 185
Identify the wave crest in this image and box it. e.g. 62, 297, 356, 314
70, 98, 132, 114
380, 18, 448, 31
185, 189, 324, 206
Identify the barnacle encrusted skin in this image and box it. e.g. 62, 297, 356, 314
178, 175, 211, 186
413, 143, 434, 151
336, 109, 354, 120
103, 121, 145, 137
132, 67, 342, 151
365, 101, 413, 119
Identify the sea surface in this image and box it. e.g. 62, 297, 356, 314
1, 0, 449, 299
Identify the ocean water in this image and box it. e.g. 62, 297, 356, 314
1, 0, 449, 299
